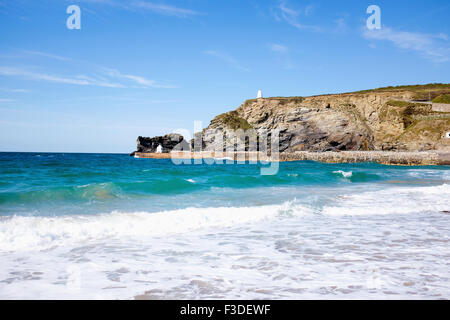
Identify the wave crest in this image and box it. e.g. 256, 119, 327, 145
0, 201, 311, 252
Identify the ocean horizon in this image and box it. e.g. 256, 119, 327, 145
0, 152, 449, 299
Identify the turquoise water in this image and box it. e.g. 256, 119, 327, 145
0, 152, 449, 299
0, 152, 447, 216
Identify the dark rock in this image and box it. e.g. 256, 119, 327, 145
135, 134, 190, 153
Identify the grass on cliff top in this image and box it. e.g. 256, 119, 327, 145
401, 119, 450, 139
242, 96, 304, 108
382, 100, 433, 129
413, 90, 450, 101
240, 84, 450, 103
215, 111, 253, 130
356, 83, 450, 94
270, 96, 305, 102
238, 84, 449, 103
386, 100, 430, 108
432, 94, 450, 104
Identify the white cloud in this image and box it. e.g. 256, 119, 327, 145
334, 18, 347, 33
77, 0, 201, 18
132, 1, 200, 17
269, 43, 288, 53
268, 43, 294, 70
363, 27, 450, 63
0, 67, 97, 86
0, 88, 30, 93
0, 66, 176, 88
274, 1, 320, 32
21, 50, 70, 61
204, 50, 249, 71
0, 50, 177, 89
102, 67, 177, 88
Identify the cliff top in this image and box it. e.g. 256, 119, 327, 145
242, 83, 450, 105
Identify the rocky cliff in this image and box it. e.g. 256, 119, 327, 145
196, 84, 450, 152
133, 134, 189, 154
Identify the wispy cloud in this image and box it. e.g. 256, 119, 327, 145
0, 65, 176, 88
0, 49, 177, 88
204, 50, 249, 72
268, 43, 294, 70
0, 98, 16, 103
269, 43, 288, 53
132, 1, 201, 17
102, 67, 178, 88
0, 67, 101, 86
75, 0, 201, 18
274, 1, 321, 32
333, 18, 348, 33
20, 50, 71, 61
0, 87, 30, 93
363, 27, 450, 63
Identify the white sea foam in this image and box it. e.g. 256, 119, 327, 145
185, 178, 196, 183
333, 170, 353, 178
0, 201, 310, 252
1, 184, 450, 300
323, 183, 450, 216
1, 184, 448, 253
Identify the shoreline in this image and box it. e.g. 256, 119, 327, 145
134, 151, 450, 166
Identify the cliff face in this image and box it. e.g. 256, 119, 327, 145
199, 84, 450, 152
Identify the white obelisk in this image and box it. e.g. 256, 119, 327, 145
156, 144, 163, 153
257, 90, 263, 99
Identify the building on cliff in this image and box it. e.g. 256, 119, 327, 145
257, 90, 263, 99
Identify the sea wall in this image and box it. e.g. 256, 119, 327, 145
432, 103, 450, 113
134, 151, 450, 165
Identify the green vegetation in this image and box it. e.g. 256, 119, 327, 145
242, 99, 257, 109
432, 94, 450, 104
386, 100, 430, 109
337, 103, 371, 133
412, 90, 450, 101
382, 100, 432, 129
386, 100, 412, 108
356, 83, 450, 94
242, 84, 449, 103
271, 96, 305, 104
215, 111, 253, 130
401, 119, 450, 138
241, 97, 304, 109
355, 84, 450, 102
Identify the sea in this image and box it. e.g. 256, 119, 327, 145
0, 152, 449, 299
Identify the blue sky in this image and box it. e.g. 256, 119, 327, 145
0, 0, 449, 153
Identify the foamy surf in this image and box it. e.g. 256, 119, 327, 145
323, 183, 450, 216
333, 170, 353, 178
1, 153, 450, 300
1, 183, 449, 252
0, 201, 311, 252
